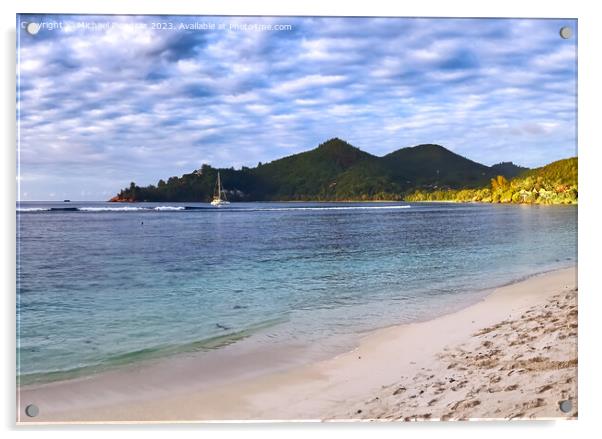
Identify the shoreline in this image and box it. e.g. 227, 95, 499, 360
17, 263, 572, 388
18, 265, 577, 423
105, 199, 577, 205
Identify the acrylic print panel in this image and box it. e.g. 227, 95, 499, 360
16, 15, 577, 423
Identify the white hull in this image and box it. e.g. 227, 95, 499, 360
211, 199, 230, 207
210, 172, 230, 207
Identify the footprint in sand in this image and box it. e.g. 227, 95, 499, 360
522, 398, 545, 409
508, 411, 525, 420
392, 386, 406, 396
537, 384, 553, 394
449, 399, 481, 411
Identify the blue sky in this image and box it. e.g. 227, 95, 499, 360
17, 16, 577, 201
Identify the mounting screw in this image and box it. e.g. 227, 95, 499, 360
559, 400, 573, 413
25, 22, 40, 35
559, 26, 572, 39
25, 404, 39, 417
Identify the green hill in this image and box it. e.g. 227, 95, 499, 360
490, 162, 529, 179
110, 138, 576, 204
522, 157, 577, 186
381, 144, 492, 188
250, 138, 376, 200
406, 157, 577, 204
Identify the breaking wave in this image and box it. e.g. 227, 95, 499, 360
17, 204, 411, 213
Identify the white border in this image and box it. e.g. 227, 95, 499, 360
3, 1, 600, 438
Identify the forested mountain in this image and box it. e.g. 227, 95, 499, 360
490, 162, 529, 179
405, 157, 577, 204
110, 138, 575, 204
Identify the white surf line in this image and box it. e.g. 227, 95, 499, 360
252, 205, 411, 211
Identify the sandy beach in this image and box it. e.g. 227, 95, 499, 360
18, 266, 577, 423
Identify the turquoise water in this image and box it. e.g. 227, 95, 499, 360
16, 201, 576, 385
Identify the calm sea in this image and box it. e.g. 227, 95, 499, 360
16, 201, 577, 385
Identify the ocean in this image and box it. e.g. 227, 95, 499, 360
16, 201, 577, 385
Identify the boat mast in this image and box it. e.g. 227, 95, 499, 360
220, 172, 228, 201
217, 172, 221, 200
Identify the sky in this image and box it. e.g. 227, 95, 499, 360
17, 15, 577, 201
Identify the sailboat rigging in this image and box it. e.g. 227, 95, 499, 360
210, 171, 231, 207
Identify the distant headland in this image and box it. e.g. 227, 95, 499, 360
110, 138, 577, 205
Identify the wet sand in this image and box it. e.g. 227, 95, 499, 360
18, 266, 577, 423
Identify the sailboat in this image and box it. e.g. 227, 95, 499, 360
210, 171, 231, 207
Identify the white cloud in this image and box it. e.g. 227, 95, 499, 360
532, 45, 576, 69
271, 74, 346, 94
17, 15, 577, 200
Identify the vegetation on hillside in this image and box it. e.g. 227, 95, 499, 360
405, 158, 577, 204
110, 138, 576, 204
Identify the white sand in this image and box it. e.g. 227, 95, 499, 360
18, 266, 577, 423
